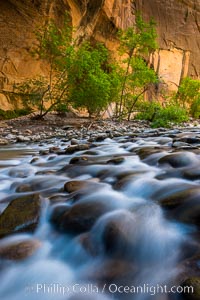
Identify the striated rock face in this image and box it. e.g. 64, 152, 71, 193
70, 0, 200, 91
73, 1, 134, 40
0, 0, 200, 108
135, 0, 200, 90
0, 0, 69, 109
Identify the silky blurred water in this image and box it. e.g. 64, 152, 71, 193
0, 138, 198, 300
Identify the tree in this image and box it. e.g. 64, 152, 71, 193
117, 14, 158, 119
175, 77, 200, 117
14, 14, 158, 121
15, 14, 75, 118
67, 42, 121, 117
124, 56, 158, 120
15, 16, 122, 119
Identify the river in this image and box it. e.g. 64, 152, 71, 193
0, 130, 200, 300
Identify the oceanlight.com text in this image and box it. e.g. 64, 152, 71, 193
25, 283, 194, 296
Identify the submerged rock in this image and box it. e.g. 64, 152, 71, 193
49, 146, 61, 153
49, 204, 70, 225
158, 188, 200, 226
82, 150, 100, 155
69, 156, 90, 164
15, 183, 33, 193
181, 277, 200, 300
90, 210, 136, 259
64, 180, 101, 193
0, 194, 42, 238
30, 157, 40, 164
65, 144, 90, 154
8, 167, 34, 178
0, 238, 41, 260
83, 258, 137, 289
114, 171, 146, 190
0, 138, 9, 145
183, 167, 200, 180
158, 152, 199, 168
16, 135, 31, 142
39, 149, 49, 155
158, 188, 200, 208
107, 157, 125, 164
50, 200, 114, 235
70, 138, 79, 145
172, 140, 191, 147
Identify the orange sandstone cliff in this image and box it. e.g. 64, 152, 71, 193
0, 0, 199, 109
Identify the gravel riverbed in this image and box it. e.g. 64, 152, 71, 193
1, 114, 200, 300
0, 113, 200, 145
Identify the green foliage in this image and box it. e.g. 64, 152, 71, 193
107, 63, 123, 104
14, 15, 74, 118
15, 15, 122, 118
176, 77, 200, 106
152, 104, 189, 128
117, 14, 158, 119
68, 42, 121, 117
55, 102, 69, 115
122, 57, 158, 120
135, 100, 162, 121
0, 108, 32, 120
118, 15, 157, 56
190, 96, 200, 118
129, 57, 157, 87
13, 12, 160, 121
135, 100, 189, 127
12, 12, 200, 126
175, 77, 200, 118
33, 13, 74, 70
15, 76, 48, 111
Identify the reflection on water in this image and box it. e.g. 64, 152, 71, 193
0, 145, 38, 168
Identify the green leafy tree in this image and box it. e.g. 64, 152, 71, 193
125, 57, 158, 120
15, 16, 122, 119
117, 15, 158, 119
176, 77, 200, 118
68, 42, 121, 117
15, 15, 75, 118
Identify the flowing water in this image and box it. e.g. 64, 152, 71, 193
0, 134, 199, 300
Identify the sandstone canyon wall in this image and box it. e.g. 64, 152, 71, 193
0, 0, 200, 109
135, 0, 200, 91
0, 0, 69, 109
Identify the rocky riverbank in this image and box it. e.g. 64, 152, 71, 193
1, 114, 200, 299
0, 113, 200, 145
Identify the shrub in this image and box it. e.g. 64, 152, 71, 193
0, 108, 32, 120
55, 103, 69, 115
135, 100, 162, 122
135, 100, 189, 127
190, 96, 200, 118
176, 77, 200, 118
152, 104, 189, 127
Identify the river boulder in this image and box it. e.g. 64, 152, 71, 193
50, 199, 114, 235
0, 238, 41, 260
0, 194, 42, 238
